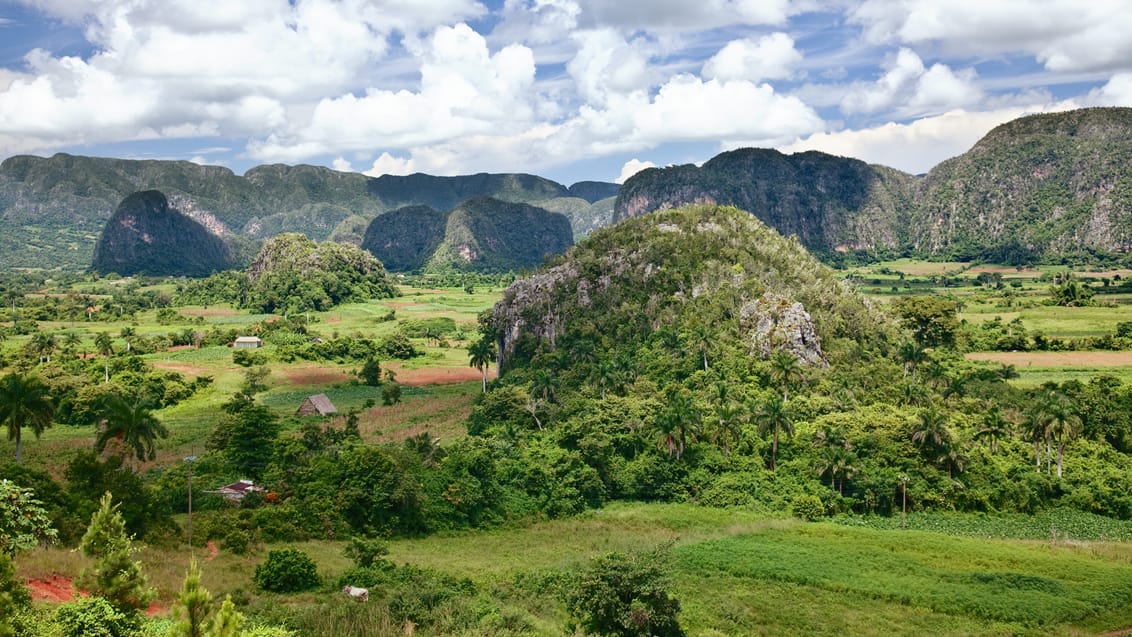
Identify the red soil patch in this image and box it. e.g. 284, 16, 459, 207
966, 351, 1132, 367
281, 367, 352, 385
27, 575, 76, 603
151, 362, 210, 376
385, 365, 494, 386
205, 540, 219, 561
28, 575, 168, 616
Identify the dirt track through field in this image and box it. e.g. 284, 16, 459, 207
966, 351, 1132, 367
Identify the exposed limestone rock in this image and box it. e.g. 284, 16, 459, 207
741, 292, 826, 366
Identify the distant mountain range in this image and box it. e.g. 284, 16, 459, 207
3, 106, 1132, 272
616, 107, 1132, 263
0, 155, 615, 270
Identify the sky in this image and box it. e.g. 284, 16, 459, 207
0, 1, 1130, 186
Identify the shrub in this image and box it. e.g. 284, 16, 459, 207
791, 494, 825, 521
54, 596, 141, 637
564, 547, 683, 637
343, 536, 389, 568
254, 549, 320, 593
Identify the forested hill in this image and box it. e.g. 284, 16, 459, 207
0, 154, 615, 270
911, 107, 1132, 261
615, 107, 1132, 263
362, 196, 574, 273
614, 148, 916, 258
91, 191, 233, 277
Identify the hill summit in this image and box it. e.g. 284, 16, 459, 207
362, 196, 574, 273
91, 190, 232, 277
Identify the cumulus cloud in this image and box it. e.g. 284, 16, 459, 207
840, 48, 981, 118
851, 0, 1132, 74
582, 0, 800, 31
779, 105, 1076, 174
617, 158, 655, 183
701, 32, 802, 83
1087, 73, 1132, 105
365, 152, 417, 177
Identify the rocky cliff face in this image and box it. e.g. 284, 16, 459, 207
614, 107, 1132, 263
91, 191, 232, 277
910, 107, 1132, 261
361, 205, 449, 272
614, 149, 916, 257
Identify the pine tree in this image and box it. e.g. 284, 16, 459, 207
77, 492, 154, 615
173, 560, 211, 637
207, 595, 245, 637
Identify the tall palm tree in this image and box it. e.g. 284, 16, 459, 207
30, 332, 57, 364
1023, 407, 1050, 473
911, 406, 952, 452
94, 332, 114, 383
119, 327, 137, 353
1044, 393, 1081, 478
768, 350, 804, 400
975, 406, 1013, 454
815, 445, 857, 495
936, 439, 969, 480
94, 393, 168, 469
657, 391, 699, 460
712, 398, 743, 458
753, 393, 793, 471
897, 340, 928, 382
61, 332, 83, 358
683, 319, 714, 371
467, 337, 496, 393
0, 371, 55, 465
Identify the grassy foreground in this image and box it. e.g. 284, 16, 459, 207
18, 503, 1132, 636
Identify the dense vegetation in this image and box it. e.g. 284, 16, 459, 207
361, 197, 574, 273
91, 191, 233, 277
616, 107, 1132, 265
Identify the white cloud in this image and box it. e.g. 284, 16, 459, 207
582, 0, 800, 30
248, 23, 541, 162
567, 29, 656, 106
779, 105, 1078, 174
494, 0, 582, 44
841, 48, 980, 118
701, 32, 802, 83
617, 158, 655, 183
851, 0, 1132, 74
331, 156, 353, 172
1087, 73, 1132, 105
364, 152, 417, 177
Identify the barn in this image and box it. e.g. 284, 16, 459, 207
297, 393, 338, 417
234, 336, 263, 349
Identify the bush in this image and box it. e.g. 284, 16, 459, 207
564, 547, 683, 637
791, 494, 825, 521
233, 349, 268, 367
54, 596, 141, 637
253, 549, 321, 593
378, 333, 418, 359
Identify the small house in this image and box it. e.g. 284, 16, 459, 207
297, 393, 338, 417
213, 479, 263, 501
234, 336, 263, 349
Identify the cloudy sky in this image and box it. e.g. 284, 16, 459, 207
1, 0, 1130, 185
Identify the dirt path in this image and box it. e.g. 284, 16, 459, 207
28, 575, 168, 616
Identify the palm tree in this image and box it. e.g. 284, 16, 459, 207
94, 393, 168, 469
911, 406, 952, 452
897, 340, 928, 382
467, 337, 496, 393
1023, 407, 1050, 473
712, 398, 743, 458
656, 391, 699, 460
683, 319, 714, 371
936, 439, 969, 480
94, 332, 114, 383
753, 393, 793, 471
30, 332, 57, 364
768, 350, 804, 400
1044, 394, 1081, 478
61, 332, 83, 358
119, 327, 137, 353
0, 371, 55, 465
815, 445, 857, 495
589, 359, 619, 400
975, 406, 1013, 454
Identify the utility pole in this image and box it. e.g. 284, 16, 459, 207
900, 475, 909, 529
184, 454, 197, 552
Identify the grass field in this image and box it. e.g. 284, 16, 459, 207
15, 503, 1132, 636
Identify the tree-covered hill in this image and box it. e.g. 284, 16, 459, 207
614, 148, 916, 259
911, 107, 1132, 262
0, 155, 615, 270
492, 203, 895, 376
363, 196, 574, 273
90, 191, 233, 277
616, 107, 1132, 263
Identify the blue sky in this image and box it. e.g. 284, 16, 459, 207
0, 0, 1130, 185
